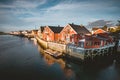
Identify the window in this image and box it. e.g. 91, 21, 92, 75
94, 42, 100, 46
79, 42, 84, 48
86, 42, 88, 46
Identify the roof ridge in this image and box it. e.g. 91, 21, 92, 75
47, 26, 63, 33
69, 23, 80, 26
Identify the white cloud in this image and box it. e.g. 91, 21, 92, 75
0, 0, 119, 32
46, 1, 119, 12
0, 0, 46, 16
0, 0, 46, 9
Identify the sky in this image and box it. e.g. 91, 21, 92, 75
0, 0, 120, 32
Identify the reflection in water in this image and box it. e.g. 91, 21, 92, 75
37, 44, 76, 80
32, 38, 37, 46
0, 35, 120, 80
37, 42, 120, 80
98, 60, 119, 80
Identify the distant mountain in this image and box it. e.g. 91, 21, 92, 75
86, 20, 114, 31
88, 20, 113, 27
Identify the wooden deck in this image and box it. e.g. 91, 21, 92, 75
44, 49, 63, 58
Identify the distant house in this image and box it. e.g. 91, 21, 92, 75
31, 30, 38, 36
22, 30, 32, 36
60, 23, 91, 44
21, 30, 29, 35
42, 26, 63, 42
38, 26, 45, 38
93, 28, 107, 35
92, 28, 111, 40
108, 26, 117, 32
91, 27, 100, 34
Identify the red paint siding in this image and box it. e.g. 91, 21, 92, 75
83, 34, 113, 49
60, 24, 77, 43
54, 33, 60, 42
70, 34, 82, 44
84, 38, 101, 48
42, 26, 60, 42
43, 26, 54, 41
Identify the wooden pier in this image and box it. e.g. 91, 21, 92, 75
44, 49, 63, 58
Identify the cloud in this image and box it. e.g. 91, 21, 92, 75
0, 0, 46, 8
37, 1, 119, 24
0, 0, 47, 17
0, 0, 120, 32
87, 20, 114, 28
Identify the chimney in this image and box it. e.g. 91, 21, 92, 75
80, 24, 83, 27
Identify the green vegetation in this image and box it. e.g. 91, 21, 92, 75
101, 25, 108, 31
115, 20, 120, 33
0, 31, 8, 35
108, 20, 120, 39
107, 20, 120, 33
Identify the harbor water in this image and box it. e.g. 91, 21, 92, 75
0, 35, 120, 80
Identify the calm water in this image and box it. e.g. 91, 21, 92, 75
0, 35, 120, 80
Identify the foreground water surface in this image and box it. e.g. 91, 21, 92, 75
0, 35, 120, 80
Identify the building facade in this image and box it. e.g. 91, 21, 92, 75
60, 23, 91, 44
42, 26, 63, 42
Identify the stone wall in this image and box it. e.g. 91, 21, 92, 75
66, 44, 115, 60
36, 37, 47, 49
47, 42, 66, 53
66, 45, 85, 60
36, 36, 66, 53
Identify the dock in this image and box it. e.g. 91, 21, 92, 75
44, 49, 63, 58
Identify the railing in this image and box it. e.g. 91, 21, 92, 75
66, 42, 115, 60
67, 43, 115, 51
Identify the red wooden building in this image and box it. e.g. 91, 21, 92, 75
78, 29, 113, 49
31, 30, 38, 36
42, 26, 63, 42
60, 23, 91, 44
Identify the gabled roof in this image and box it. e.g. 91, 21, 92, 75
96, 35, 108, 40
32, 29, 38, 31
40, 26, 45, 33
93, 29, 106, 34
48, 26, 63, 33
69, 24, 91, 34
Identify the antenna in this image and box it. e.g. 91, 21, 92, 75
35, 25, 36, 30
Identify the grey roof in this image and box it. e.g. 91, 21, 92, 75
40, 26, 45, 32
69, 24, 91, 34
96, 35, 108, 40
48, 26, 63, 33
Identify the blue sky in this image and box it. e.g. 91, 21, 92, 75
0, 0, 120, 32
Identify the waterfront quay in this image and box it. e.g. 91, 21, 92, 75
10, 23, 120, 62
